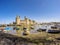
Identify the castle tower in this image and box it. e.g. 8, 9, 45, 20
24, 16, 30, 28
24, 16, 29, 25
16, 16, 20, 25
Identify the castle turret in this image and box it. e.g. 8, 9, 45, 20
16, 16, 20, 25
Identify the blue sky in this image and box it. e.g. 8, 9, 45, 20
0, 0, 60, 24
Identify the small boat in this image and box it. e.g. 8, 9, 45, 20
16, 28, 20, 30
13, 27, 16, 30
46, 25, 60, 34
30, 27, 34, 29
23, 31, 29, 35
23, 28, 30, 35
23, 27, 27, 30
37, 28, 46, 32
5, 27, 13, 31
13, 27, 20, 30
37, 25, 47, 32
47, 29, 60, 34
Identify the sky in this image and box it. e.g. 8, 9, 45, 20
0, 0, 60, 24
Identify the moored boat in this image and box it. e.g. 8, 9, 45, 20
37, 28, 46, 32
47, 29, 60, 34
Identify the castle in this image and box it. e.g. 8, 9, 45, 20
12, 16, 37, 28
